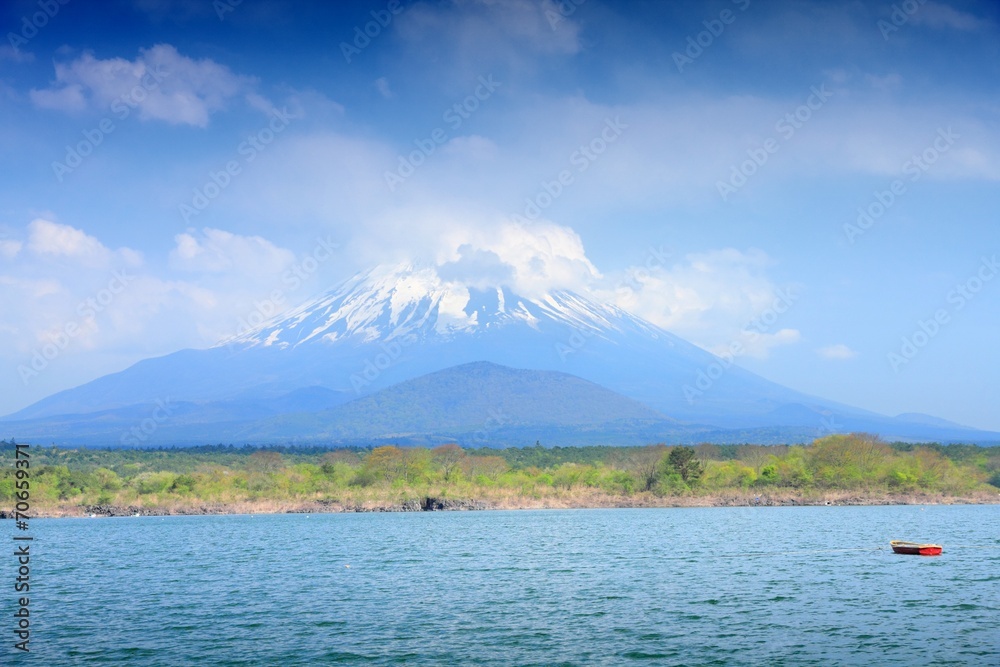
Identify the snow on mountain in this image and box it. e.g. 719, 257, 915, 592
219, 263, 659, 351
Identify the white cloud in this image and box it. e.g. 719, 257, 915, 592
29, 84, 88, 112
30, 44, 254, 127
378, 217, 797, 357
23, 219, 143, 269
818, 343, 858, 360
27, 219, 114, 267
169, 228, 296, 274
451, 219, 601, 297
603, 248, 802, 357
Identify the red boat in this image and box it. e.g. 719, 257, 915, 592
890, 540, 943, 556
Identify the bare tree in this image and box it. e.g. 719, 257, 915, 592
321, 449, 362, 467
247, 450, 284, 474
618, 444, 668, 491
737, 445, 771, 472
694, 442, 721, 461
432, 444, 466, 481
464, 455, 509, 482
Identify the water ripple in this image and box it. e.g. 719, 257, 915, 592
19, 505, 1000, 665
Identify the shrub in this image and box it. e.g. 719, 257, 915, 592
135, 472, 177, 495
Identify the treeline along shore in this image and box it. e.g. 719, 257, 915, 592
2, 434, 999, 518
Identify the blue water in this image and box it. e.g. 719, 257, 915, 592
6, 505, 999, 665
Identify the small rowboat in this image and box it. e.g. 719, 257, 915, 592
890, 540, 942, 556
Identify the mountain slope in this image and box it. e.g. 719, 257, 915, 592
240, 361, 671, 440
3, 263, 998, 445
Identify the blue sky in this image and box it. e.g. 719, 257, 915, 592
1, 0, 998, 430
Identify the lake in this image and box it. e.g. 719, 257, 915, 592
11, 505, 1000, 665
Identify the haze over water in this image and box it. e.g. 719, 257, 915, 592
23, 505, 1000, 665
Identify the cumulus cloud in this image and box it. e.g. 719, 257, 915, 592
169, 228, 296, 274
603, 248, 802, 357
25, 219, 142, 269
30, 44, 255, 127
429, 217, 600, 298
438, 246, 514, 288
28, 219, 111, 261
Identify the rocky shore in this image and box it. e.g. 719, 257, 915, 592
40, 496, 493, 518
5, 489, 997, 519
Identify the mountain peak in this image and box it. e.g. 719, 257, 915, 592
217, 263, 653, 351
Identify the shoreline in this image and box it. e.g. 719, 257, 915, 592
12, 489, 1000, 518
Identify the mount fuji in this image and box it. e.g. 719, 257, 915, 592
3, 264, 997, 446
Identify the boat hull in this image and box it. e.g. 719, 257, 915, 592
890, 541, 942, 556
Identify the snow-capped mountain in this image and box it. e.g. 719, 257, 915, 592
5, 263, 998, 445
220, 263, 664, 351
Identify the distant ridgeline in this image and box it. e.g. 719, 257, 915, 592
2, 435, 998, 512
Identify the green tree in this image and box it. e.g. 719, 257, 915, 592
666, 446, 704, 485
